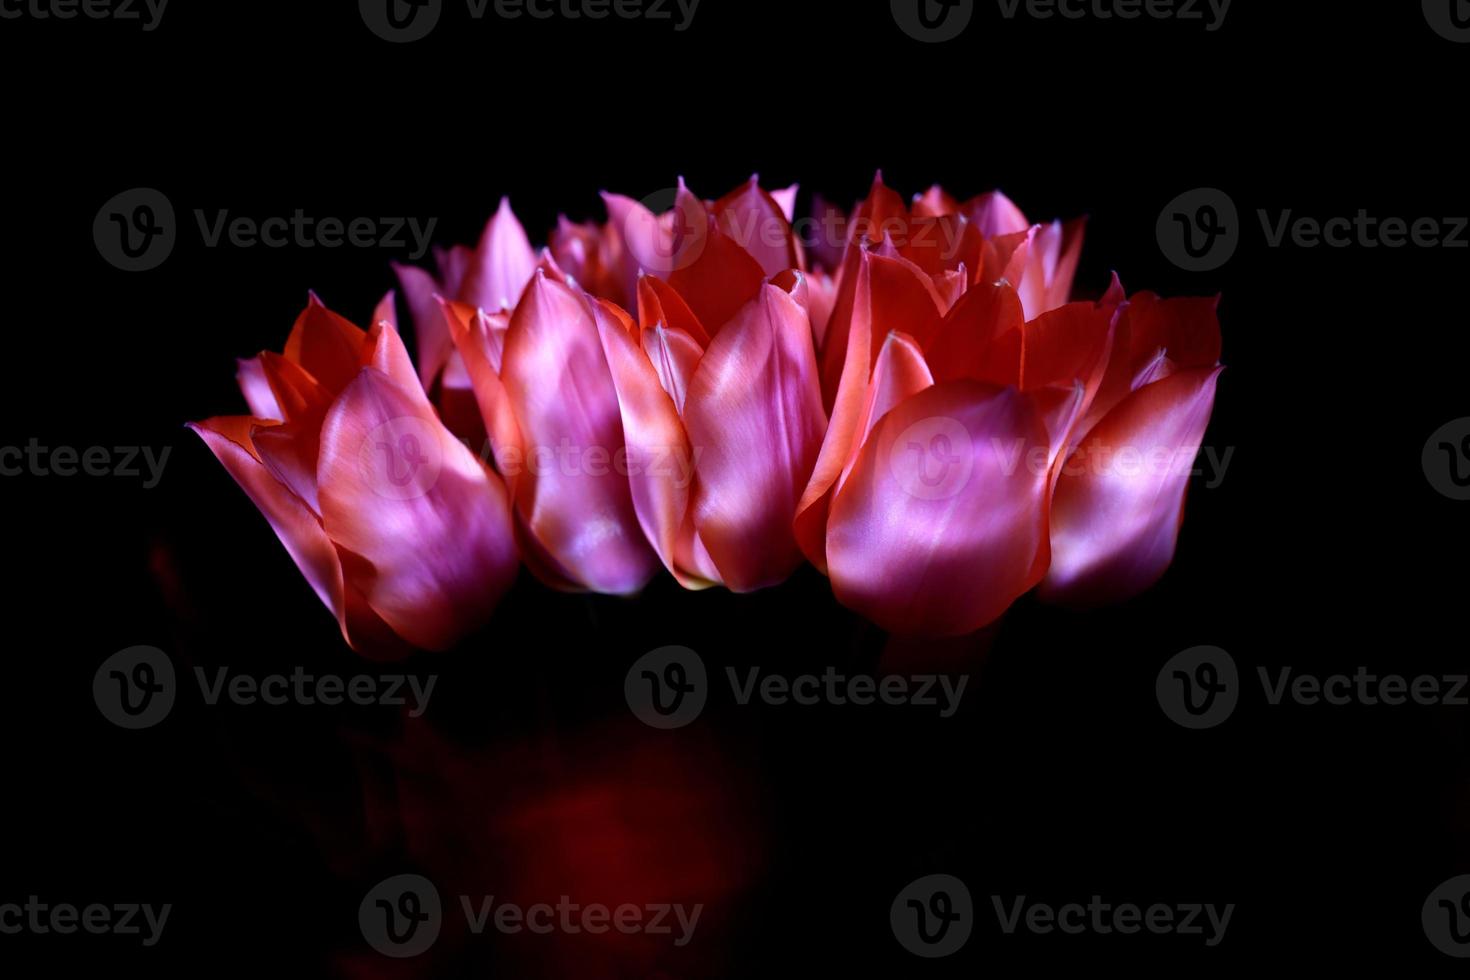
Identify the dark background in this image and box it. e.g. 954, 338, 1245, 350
1, 0, 1465, 974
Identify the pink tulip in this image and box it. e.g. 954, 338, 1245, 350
1040, 290, 1224, 606
189, 296, 519, 655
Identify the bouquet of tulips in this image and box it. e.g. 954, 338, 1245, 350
190, 175, 1223, 656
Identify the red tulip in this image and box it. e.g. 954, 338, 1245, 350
189, 296, 519, 655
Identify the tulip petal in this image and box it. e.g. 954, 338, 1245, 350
1042, 366, 1223, 606
593, 298, 713, 589
827, 381, 1053, 636
316, 367, 518, 651
963, 190, 1031, 237
683, 282, 827, 591
499, 271, 659, 594
187, 416, 403, 655
282, 293, 372, 394
713, 177, 801, 278
666, 183, 767, 334
460, 197, 537, 313
236, 357, 281, 420
392, 260, 453, 387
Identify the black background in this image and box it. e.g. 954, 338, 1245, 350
1, 0, 1466, 974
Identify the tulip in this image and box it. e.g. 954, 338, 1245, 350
391, 196, 538, 404
189, 295, 519, 655
450, 182, 827, 594
1039, 290, 1224, 606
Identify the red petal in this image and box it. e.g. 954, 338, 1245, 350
713, 176, 801, 278
282, 293, 372, 395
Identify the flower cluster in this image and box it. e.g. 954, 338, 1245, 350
191, 175, 1223, 654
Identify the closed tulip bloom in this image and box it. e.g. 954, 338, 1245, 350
190, 296, 519, 655
1040, 291, 1224, 606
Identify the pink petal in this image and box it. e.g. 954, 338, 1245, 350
499, 271, 659, 594
827, 381, 1053, 636
460, 197, 537, 313
682, 281, 827, 591
316, 365, 518, 651
713, 176, 801, 278
593, 297, 714, 589
1041, 366, 1223, 606
771, 183, 799, 222
236, 357, 282, 420
1018, 218, 1087, 319
392, 260, 453, 388
187, 416, 404, 656
963, 190, 1031, 237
